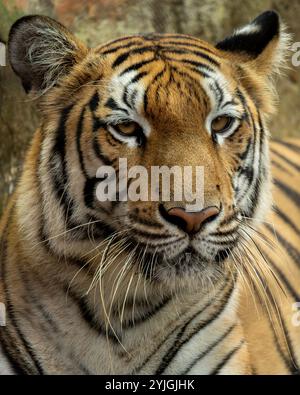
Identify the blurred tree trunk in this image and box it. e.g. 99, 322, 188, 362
0, 0, 299, 213
0, 52, 39, 214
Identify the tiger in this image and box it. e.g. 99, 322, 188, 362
0, 9, 299, 375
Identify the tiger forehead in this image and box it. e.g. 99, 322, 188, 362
97, 33, 221, 59
86, 34, 241, 124
104, 63, 211, 122
93, 35, 226, 114
96, 34, 222, 72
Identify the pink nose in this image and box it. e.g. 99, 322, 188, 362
164, 206, 220, 234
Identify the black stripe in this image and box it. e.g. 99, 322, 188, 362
89, 100, 116, 165
255, 261, 299, 374
239, 166, 254, 183
261, 249, 299, 301
101, 35, 142, 49
235, 90, 256, 206
0, 332, 28, 374
65, 288, 120, 344
158, 39, 216, 54
120, 58, 156, 76
134, 278, 229, 373
84, 177, 100, 209
130, 70, 148, 84
102, 40, 144, 55
236, 89, 250, 123
89, 91, 100, 112
0, 217, 29, 376
249, 112, 263, 213
15, 263, 92, 375
258, 248, 300, 373
269, 317, 296, 374
164, 57, 215, 73
129, 89, 138, 110
92, 133, 114, 166
45, 102, 106, 242
0, 220, 31, 375
41, 113, 112, 246
205, 238, 238, 247
161, 48, 220, 66
274, 206, 300, 238
76, 107, 88, 178
101, 37, 143, 53
155, 278, 235, 374
113, 47, 156, 68
37, 123, 110, 251
120, 296, 171, 329
78, 98, 111, 211
210, 341, 244, 375
105, 97, 128, 114
279, 314, 300, 374
171, 64, 210, 80
210, 228, 238, 237
211, 80, 223, 106
271, 149, 300, 172
143, 66, 166, 113
274, 178, 300, 208
238, 137, 252, 161
242, 112, 265, 218
264, 224, 300, 269
123, 87, 133, 109
92, 116, 109, 132
106, 129, 122, 146
50, 104, 75, 225
112, 51, 132, 67
182, 324, 236, 374
0, 233, 44, 374
134, 236, 186, 250
272, 160, 293, 175
272, 139, 300, 155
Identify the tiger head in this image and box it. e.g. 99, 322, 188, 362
8, 11, 289, 290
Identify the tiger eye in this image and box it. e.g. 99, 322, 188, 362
117, 121, 139, 135
211, 116, 232, 133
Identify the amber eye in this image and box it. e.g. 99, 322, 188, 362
110, 121, 145, 146
114, 121, 141, 136
211, 116, 234, 134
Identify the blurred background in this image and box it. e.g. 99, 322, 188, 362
0, 0, 299, 214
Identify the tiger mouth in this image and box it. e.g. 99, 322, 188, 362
110, 208, 242, 279
133, 241, 237, 280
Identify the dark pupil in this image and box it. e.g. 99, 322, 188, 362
122, 122, 136, 134
215, 117, 231, 131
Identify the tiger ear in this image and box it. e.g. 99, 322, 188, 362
216, 10, 291, 75
8, 15, 88, 94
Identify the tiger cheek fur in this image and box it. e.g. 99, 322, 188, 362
0, 11, 299, 375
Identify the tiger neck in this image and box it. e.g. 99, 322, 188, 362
5, 198, 243, 373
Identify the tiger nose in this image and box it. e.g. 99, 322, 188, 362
163, 206, 220, 234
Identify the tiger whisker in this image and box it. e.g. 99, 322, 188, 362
131, 271, 143, 326
238, 226, 286, 297
96, 233, 132, 354
120, 267, 136, 332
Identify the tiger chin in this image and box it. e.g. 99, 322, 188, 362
0, 10, 300, 375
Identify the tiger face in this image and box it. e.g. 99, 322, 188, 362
8, 11, 288, 288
